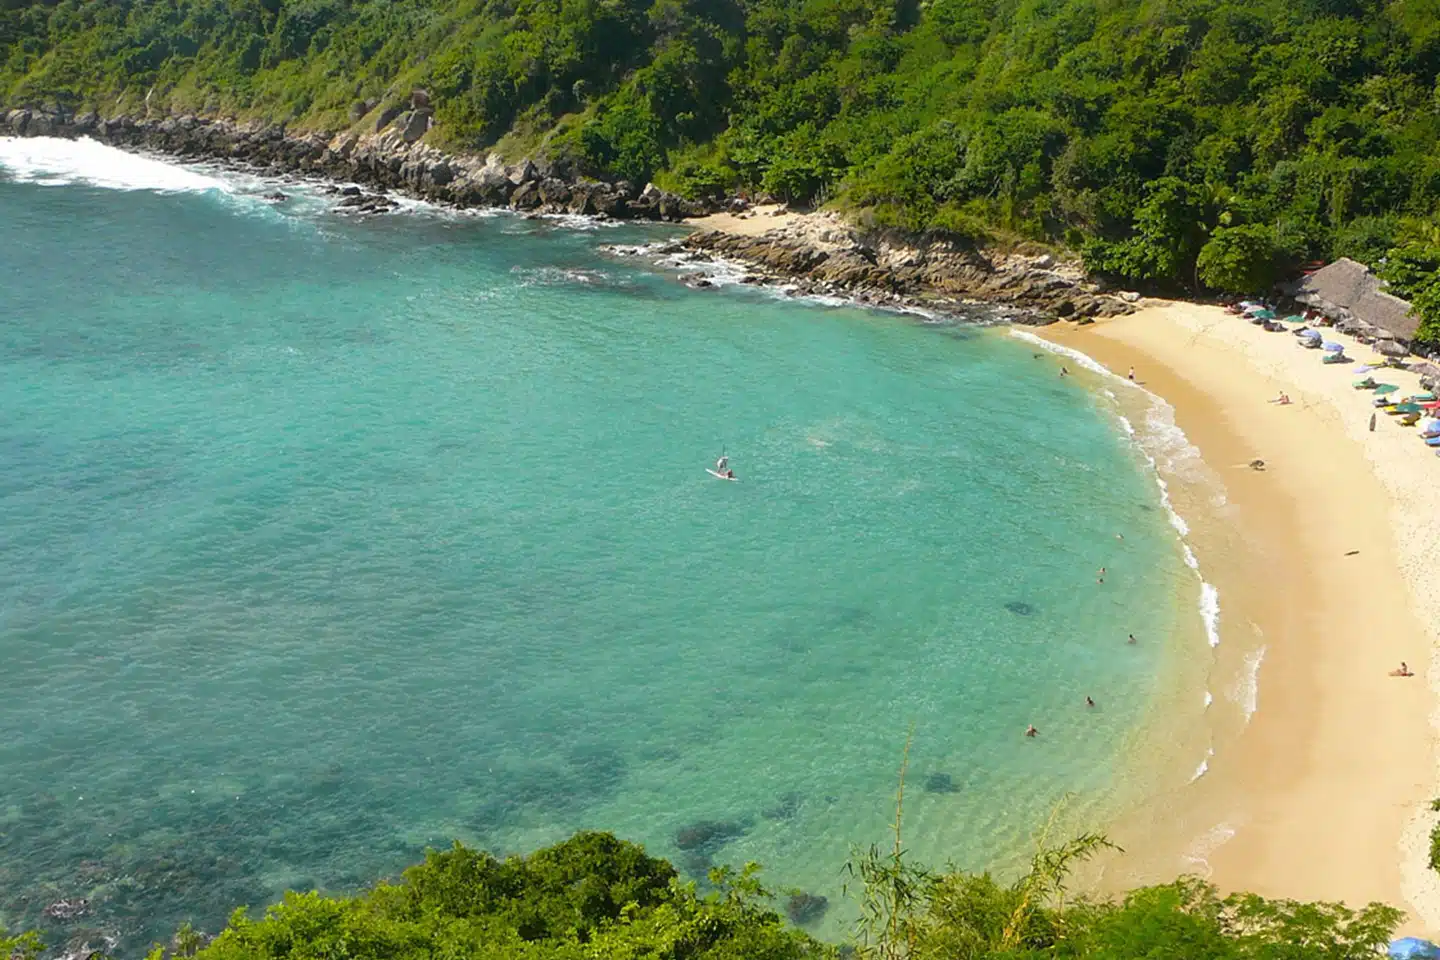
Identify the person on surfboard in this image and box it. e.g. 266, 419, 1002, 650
715, 454, 728, 474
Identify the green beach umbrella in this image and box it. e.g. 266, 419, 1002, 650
1391, 402, 1423, 414
1282, 314, 1306, 323
1374, 384, 1400, 394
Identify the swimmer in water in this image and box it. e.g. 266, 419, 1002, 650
1127, 633, 1136, 644
1086, 696, 1095, 708
1060, 366, 1070, 377
1025, 725, 1039, 737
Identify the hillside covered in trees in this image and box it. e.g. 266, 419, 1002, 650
4, 0, 1440, 311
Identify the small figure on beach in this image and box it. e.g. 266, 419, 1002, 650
1248, 459, 1266, 471
1269, 392, 1291, 405
1390, 662, 1414, 677
1127, 366, 1136, 381
1369, 412, 1377, 432
1025, 724, 1039, 737
1086, 696, 1096, 708
1127, 633, 1137, 644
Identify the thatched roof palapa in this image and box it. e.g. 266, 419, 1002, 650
1288, 258, 1421, 342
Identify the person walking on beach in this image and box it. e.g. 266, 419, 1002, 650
1127, 366, 1136, 381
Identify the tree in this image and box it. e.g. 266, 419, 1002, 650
1197, 224, 1278, 294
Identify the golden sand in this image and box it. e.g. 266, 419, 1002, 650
1039, 302, 1440, 933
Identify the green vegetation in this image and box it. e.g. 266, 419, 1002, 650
5, 0, 1440, 302
2, 828, 1407, 960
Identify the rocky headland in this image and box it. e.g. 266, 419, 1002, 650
678, 212, 1137, 322
0, 104, 1134, 321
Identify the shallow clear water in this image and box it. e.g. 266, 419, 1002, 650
0, 139, 1194, 951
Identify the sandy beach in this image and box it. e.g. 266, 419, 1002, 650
1040, 303, 1440, 930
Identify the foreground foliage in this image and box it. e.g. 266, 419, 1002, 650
5, 0, 1440, 308
4, 827, 1407, 960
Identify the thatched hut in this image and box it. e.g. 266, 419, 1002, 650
1286, 258, 1420, 344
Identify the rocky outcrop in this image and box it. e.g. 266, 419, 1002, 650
0, 106, 1122, 319
0, 107, 706, 222
682, 215, 1133, 322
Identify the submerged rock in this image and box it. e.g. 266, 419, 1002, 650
787, 892, 830, 926
42, 899, 90, 921
1003, 600, 1035, 616
762, 792, 803, 822
675, 819, 748, 853
922, 772, 958, 794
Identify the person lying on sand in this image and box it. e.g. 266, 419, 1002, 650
1269, 392, 1291, 405
1248, 459, 1267, 471
1390, 662, 1414, 677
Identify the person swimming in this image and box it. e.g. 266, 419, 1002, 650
1025, 724, 1039, 737
1127, 633, 1136, 644
1085, 696, 1096, 708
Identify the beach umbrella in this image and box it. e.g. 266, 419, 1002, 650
1299, 328, 1322, 339
1252, 308, 1276, 320
1390, 937, 1440, 960
1282, 314, 1305, 323
1374, 384, 1400, 394
1423, 401, 1440, 410
1323, 341, 1345, 352
1392, 403, 1423, 414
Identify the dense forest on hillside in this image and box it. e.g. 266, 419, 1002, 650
4, 0, 1440, 319
0, 831, 1406, 960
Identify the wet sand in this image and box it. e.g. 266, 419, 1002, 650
1039, 302, 1440, 931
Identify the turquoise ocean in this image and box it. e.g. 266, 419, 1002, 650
0, 138, 1207, 952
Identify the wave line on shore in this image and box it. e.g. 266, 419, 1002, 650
1011, 328, 1223, 649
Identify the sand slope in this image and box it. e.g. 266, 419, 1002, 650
1040, 302, 1440, 930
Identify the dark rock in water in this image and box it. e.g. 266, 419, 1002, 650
675, 819, 748, 853
763, 791, 803, 822
339, 185, 361, 197
923, 772, 958, 794
337, 194, 367, 207
1004, 600, 1035, 616
787, 892, 830, 926
691, 278, 714, 289
42, 898, 90, 921
263, 191, 288, 203
679, 850, 713, 874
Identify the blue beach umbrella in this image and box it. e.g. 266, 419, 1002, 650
1389, 938, 1440, 960
1323, 341, 1345, 352
1299, 328, 1322, 339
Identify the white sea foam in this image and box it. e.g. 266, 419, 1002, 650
0, 136, 230, 193
1010, 329, 1116, 377
1013, 329, 1226, 653
1190, 747, 1215, 782
1182, 822, 1238, 878
1230, 645, 1266, 719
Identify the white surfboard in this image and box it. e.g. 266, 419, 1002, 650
706, 469, 738, 482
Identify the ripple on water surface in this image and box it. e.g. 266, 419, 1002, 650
0, 139, 1194, 952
